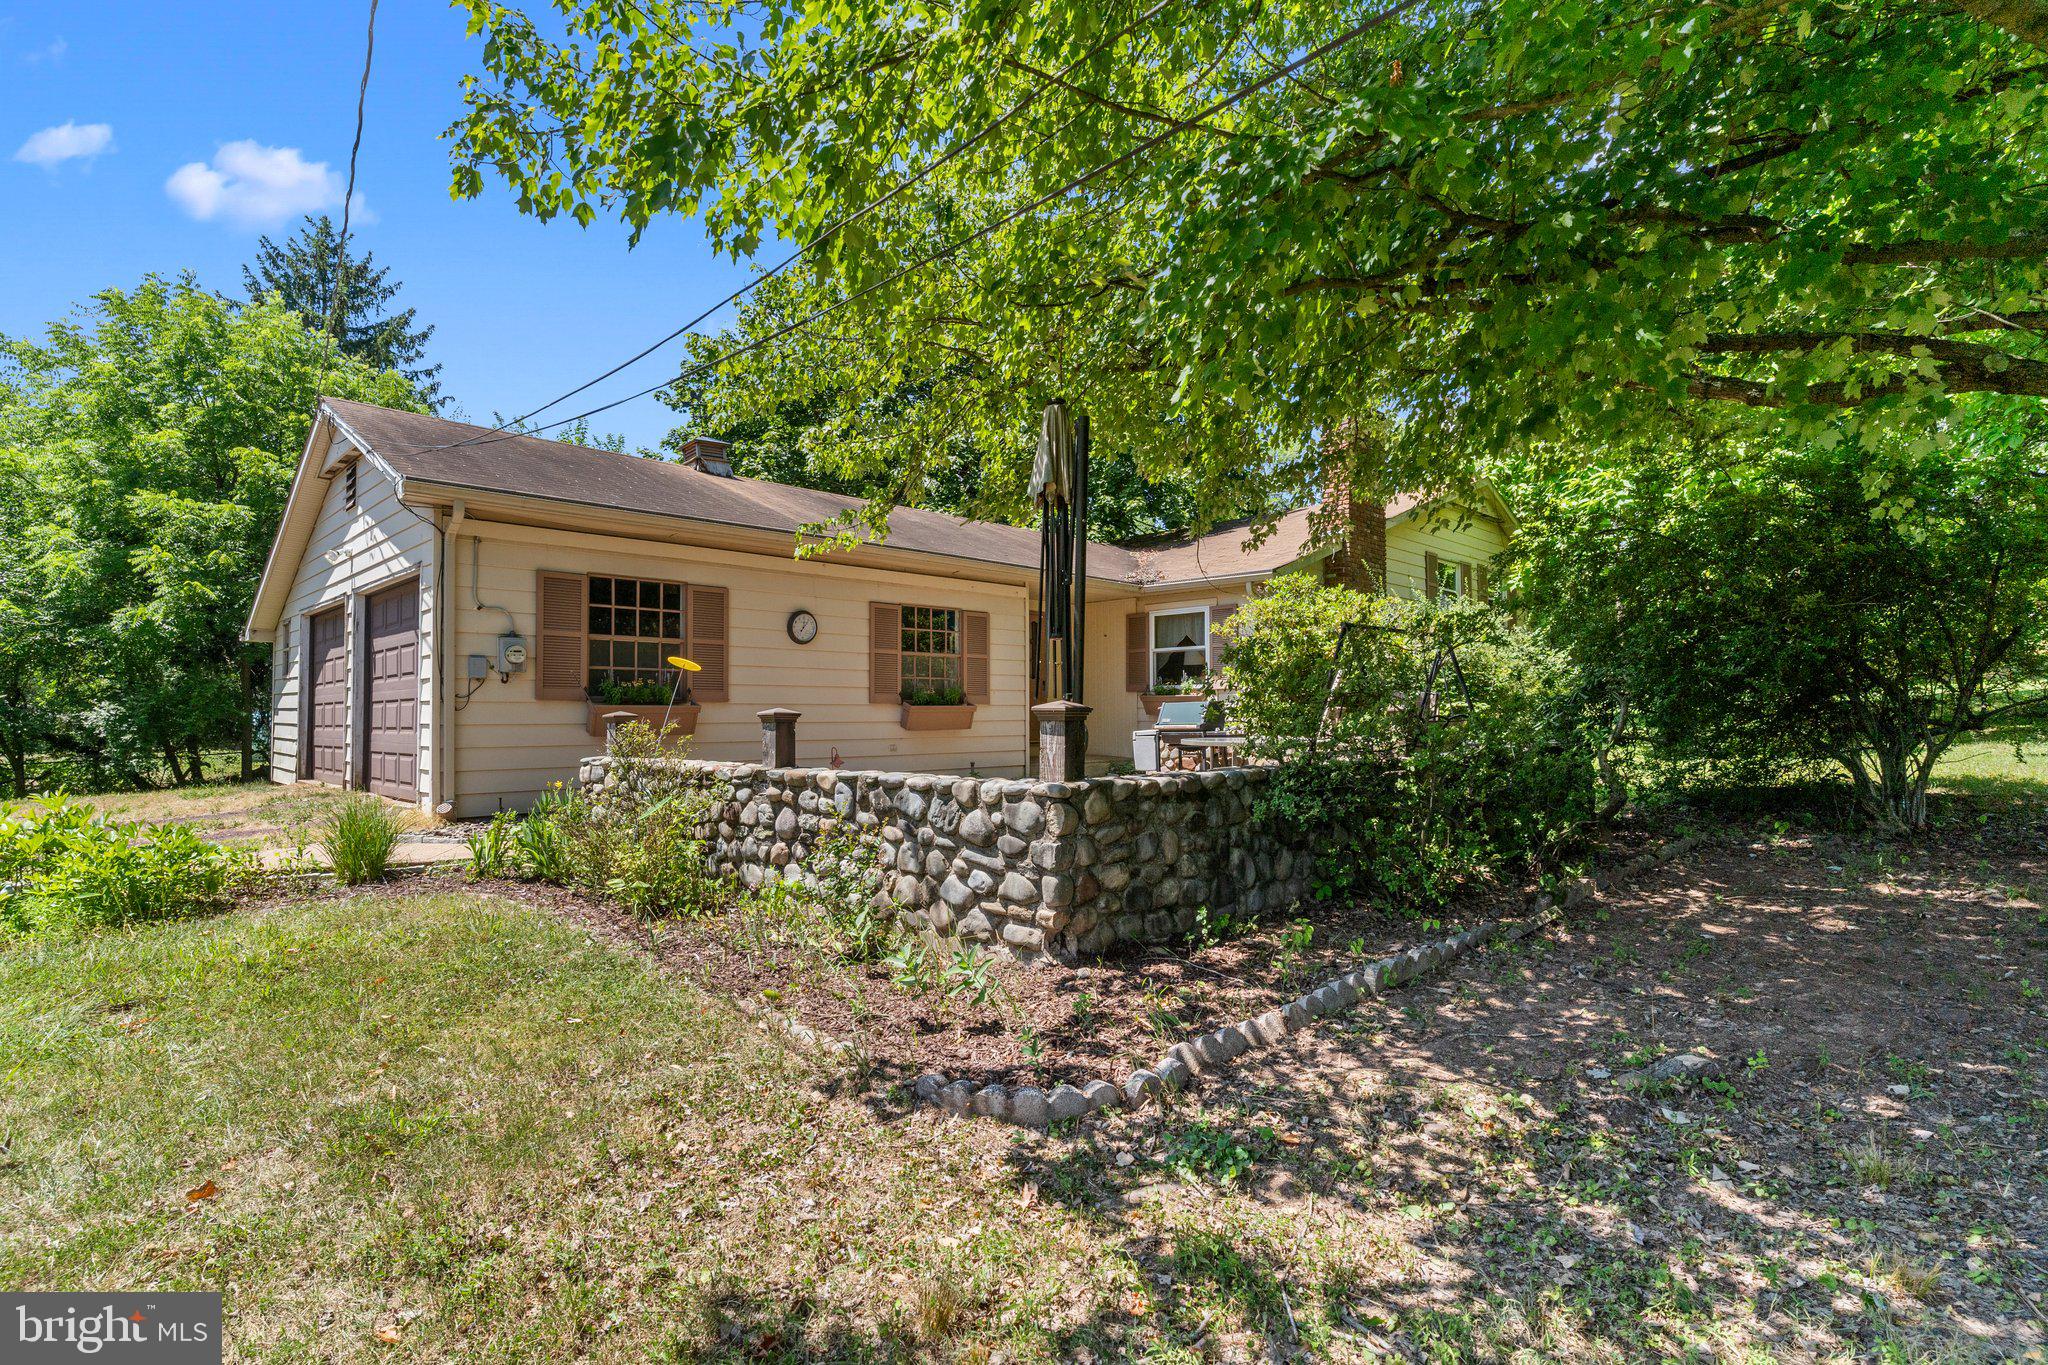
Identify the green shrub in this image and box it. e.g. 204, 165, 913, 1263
319, 796, 408, 886
1223, 581, 1595, 907
508, 724, 724, 916
0, 796, 250, 935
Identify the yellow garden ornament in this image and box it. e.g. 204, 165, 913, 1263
662, 657, 703, 731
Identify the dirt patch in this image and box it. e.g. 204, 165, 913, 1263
1027, 810, 2048, 1360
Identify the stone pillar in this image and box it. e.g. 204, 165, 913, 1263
1032, 700, 1091, 783
758, 708, 800, 768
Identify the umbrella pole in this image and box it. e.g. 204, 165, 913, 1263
1070, 413, 1089, 702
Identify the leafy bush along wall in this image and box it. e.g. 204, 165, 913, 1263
577, 758, 1311, 960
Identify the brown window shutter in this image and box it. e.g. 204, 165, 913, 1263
1473, 563, 1489, 602
687, 584, 730, 702
535, 570, 588, 700
960, 611, 991, 704
1208, 603, 1237, 668
1125, 612, 1149, 692
870, 603, 902, 703
1423, 551, 1440, 602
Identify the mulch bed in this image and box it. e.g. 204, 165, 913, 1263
455, 826, 1663, 1092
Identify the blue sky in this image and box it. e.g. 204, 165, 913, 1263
1, 1, 756, 451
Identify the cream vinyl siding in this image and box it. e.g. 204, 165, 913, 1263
268, 443, 437, 801
446, 520, 1032, 816
1386, 502, 1510, 602
1079, 586, 1245, 761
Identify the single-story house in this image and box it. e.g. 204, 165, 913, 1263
243, 399, 1514, 816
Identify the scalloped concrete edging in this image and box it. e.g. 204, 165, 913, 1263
911, 833, 1700, 1129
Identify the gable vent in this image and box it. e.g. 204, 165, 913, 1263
343, 460, 359, 510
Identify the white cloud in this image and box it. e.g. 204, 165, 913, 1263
23, 36, 68, 64
165, 140, 369, 228
14, 120, 112, 167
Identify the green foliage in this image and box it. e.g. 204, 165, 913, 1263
587, 671, 679, 705
1162, 1120, 1275, 1185
1511, 418, 2048, 828
509, 726, 725, 916
0, 795, 249, 935
0, 274, 419, 794
510, 790, 579, 885
464, 812, 519, 879
319, 796, 408, 887
900, 684, 967, 707
242, 214, 442, 406
1218, 573, 1415, 746
1223, 581, 1595, 905
451, 0, 2048, 509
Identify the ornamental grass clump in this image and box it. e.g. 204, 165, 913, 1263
319, 795, 408, 886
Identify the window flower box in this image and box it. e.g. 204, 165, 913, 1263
586, 702, 699, 739
899, 702, 975, 731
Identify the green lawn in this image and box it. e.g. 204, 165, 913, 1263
0, 892, 1130, 1361
2, 780, 408, 851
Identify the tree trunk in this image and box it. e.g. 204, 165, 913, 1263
1953, 0, 2048, 52
163, 739, 187, 787
240, 655, 255, 782
1594, 696, 1631, 823
3, 742, 26, 799
187, 738, 204, 785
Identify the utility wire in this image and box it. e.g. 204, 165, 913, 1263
390, 2, 1414, 454
470, 0, 1188, 440
326, 0, 379, 346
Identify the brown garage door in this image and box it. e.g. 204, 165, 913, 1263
364, 583, 420, 801
306, 607, 347, 785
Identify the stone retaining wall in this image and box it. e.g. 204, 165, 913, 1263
576, 758, 1311, 961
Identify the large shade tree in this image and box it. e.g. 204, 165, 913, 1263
1508, 406, 2048, 830
0, 276, 417, 793
451, 0, 2048, 515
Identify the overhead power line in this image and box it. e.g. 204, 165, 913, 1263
463, 0, 1187, 442
390, 2, 1415, 456
327, 0, 379, 344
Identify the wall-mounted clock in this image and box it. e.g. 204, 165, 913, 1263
787, 609, 819, 644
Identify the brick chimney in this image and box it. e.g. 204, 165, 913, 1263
1321, 423, 1386, 593
678, 434, 733, 476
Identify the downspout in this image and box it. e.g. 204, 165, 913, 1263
440, 500, 466, 817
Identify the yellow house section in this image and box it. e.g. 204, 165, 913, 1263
1385, 499, 1512, 602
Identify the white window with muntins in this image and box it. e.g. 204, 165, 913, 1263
1150, 607, 1209, 690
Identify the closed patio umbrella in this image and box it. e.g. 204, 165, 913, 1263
1031, 400, 1090, 702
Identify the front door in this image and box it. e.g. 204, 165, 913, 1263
363, 583, 420, 802
306, 607, 347, 785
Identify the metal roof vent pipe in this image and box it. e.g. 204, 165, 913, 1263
678, 435, 734, 476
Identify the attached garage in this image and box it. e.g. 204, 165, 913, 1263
305, 607, 348, 785
364, 582, 421, 800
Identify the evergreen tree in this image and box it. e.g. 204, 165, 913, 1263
242, 214, 442, 406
